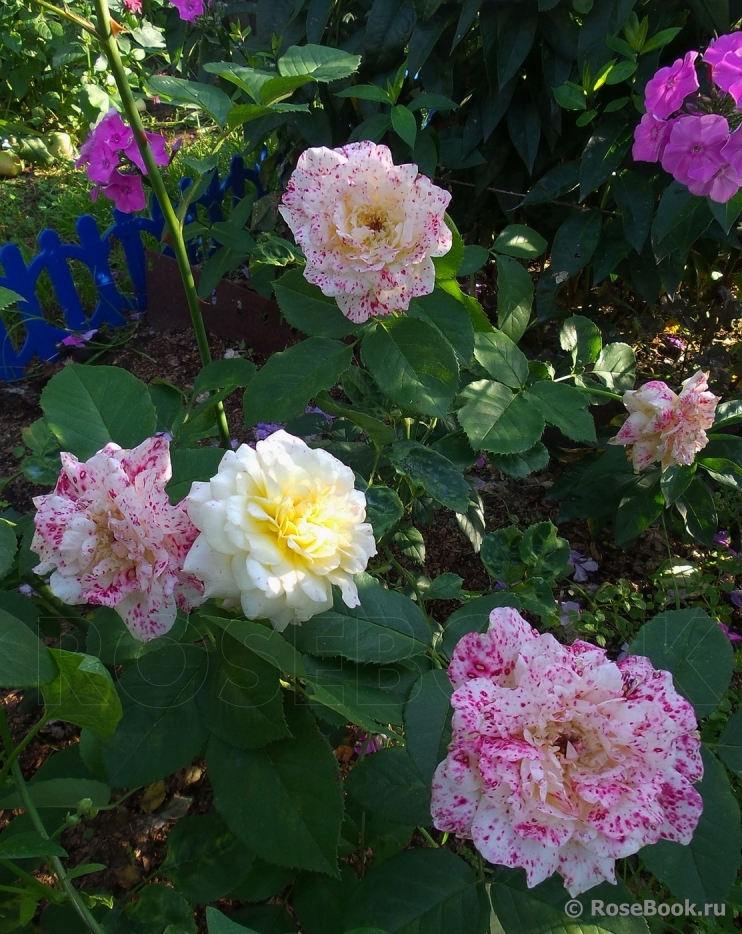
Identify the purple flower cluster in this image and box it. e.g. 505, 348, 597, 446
76, 110, 170, 214
633, 33, 742, 203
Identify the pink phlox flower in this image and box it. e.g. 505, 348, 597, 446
96, 109, 134, 151
102, 170, 147, 213
644, 51, 699, 120
568, 550, 598, 583
632, 114, 674, 163
661, 114, 730, 186
610, 370, 719, 471
31, 436, 204, 642
686, 160, 742, 202
60, 329, 97, 348
704, 32, 742, 66
704, 32, 742, 104
169, 0, 205, 21
354, 733, 388, 755
123, 0, 143, 11
123, 131, 170, 174
431, 607, 703, 897
253, 422, 284, 441
730, 590, 742, 608
85, 143, 120, 185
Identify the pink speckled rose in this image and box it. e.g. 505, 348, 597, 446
609, 370, 719, 471
432, 607, 703, 897
31, 437, 203, 642
278, 141, 452, 323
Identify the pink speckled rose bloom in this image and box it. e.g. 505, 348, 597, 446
610, 370, 719, 472
31, 437, 203, 642
278, 141, 452, 323
431, 607, 703, 897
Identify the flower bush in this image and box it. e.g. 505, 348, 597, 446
431, 607, 703, 896
183, 430, 376, 630
278, 141, 452, 322
31, 436, 202, 640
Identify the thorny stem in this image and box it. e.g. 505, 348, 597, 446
0, 710, 106, 934
574, 385, 624, 402
27, 0, 98, 35
23, 578, 91, 630
90, 0, 231, 450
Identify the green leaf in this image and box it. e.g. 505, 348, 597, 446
102, 645, 209, 788
407, 92, 459, 112
522, 162, 580, 206
208, 703, 344, 876
258, 74, 314, 106
404, 669, 453, 785
490, 871, 648, 934
147, 75, 232, 127
119, 884, 196, 934
660, 464, 695, 505
361, 318, 459, 418
387, 440, 470, 512
676, 479, 718, 546
206, 908, 259, 934
335, 84, 393, 103
432, 216, 465, 281
698, 457, 742, 490
641, 746, 741, 904
457, 381, 545, 454
719, 708, 742, 777
495, 255, 533, 343
314, 392, 396, 448
203, 616, 306, 679
0, 778, 110, 810
652, 182, 713, 260
614, 477, 664, 546
553, 81, 587, 110
579, 118, 633, 201
346, 747, 431, 825
0, 286, 23, 313
278, 44, 361, 81
612, 170, 654, 252
457, 245, 489, 276
407, 290, 475, 367
524, 381, 596, 443
365, 486, 404, 538
193, 359, 257, 394
0, 832, 68, 860
550, 211, 602, 277
0, 519, 17, 579
303, 656, 420, 728
713, 398, 742, 428
391, 105, 417, 149
708, 188, 742, 233
630, 607, 733, 717
493, 224, 547, 259
43, 649, 122, 740
244, 338, 353, 426
442, 593, 520, 655
592, 342, 636, 391
273, 270, 359, 339
473, 330, 528, 388
196, 629, 290, 750
293, 865, 358, 934
162, 812, 254, 903
289, 574, 430, 664
559, 315, 602, 368
520, 521, 571, 578
0, 609, 57, 688
167, 447, 224, 504
40, 364, 157, 461
490, 442, 549, 479
345, 848, 489, 933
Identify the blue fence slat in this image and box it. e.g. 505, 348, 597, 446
0, 154, 264, 382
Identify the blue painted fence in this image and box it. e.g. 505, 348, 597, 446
0, 155, 262, 381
